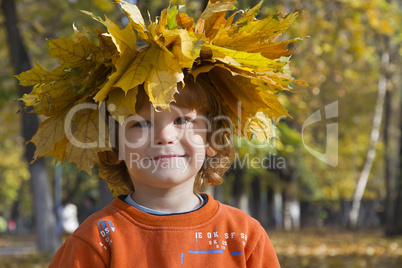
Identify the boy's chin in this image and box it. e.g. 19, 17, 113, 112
132, 170, 198, 189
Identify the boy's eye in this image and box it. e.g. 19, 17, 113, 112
132, 120, 151, 127
174, 117, 191, 125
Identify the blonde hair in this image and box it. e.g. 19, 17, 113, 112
97, 73, 235, 195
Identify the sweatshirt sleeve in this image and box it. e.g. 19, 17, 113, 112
49, 235, 106, 268
246, 227, 280, 268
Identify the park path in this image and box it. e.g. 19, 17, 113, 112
0, 234, 36, 257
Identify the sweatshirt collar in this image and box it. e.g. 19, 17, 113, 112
110, 193, 220, 228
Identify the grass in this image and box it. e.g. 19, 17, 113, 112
1, 228, 402, 267
270, 227, 402, 268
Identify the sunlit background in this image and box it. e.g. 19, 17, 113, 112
0, 0, 401, 267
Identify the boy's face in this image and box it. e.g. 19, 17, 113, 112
119, 103, 215, 190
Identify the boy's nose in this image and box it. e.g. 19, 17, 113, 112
154, 125, 179, 145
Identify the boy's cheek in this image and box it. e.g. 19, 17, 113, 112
193, 152, 207, 165
124, 129, 150, 144
186, 135, 208, 148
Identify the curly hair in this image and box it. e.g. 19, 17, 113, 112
97, 72, 235, 195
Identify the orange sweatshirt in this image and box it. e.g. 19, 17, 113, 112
49, 194, 280, 267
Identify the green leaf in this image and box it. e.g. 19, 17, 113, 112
167, 6, 179, 30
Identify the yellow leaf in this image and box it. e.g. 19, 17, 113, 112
116, 0, 149, 42
158, 8, 168, 33
45, 136, 68, 164
247, 112, 276, 143
195, 0, 235, 39
208, 66, 289, 142
176, 13, 194, 32
30, 113, 66, 162
16, 64, 65, 86
107, 87, 138, 124
240, 12, 300, 39
113, 48, 153, 92
213, 27, 298, 59
20, 92, 38, 107
204, 44, 286, 72
145, 57, 183, 110
162, 29, 196, 68
92, 22, 138, 102
82, 11, 136, 55
65, 103, 111, 172
246, 39, 297, 59
95, 28, 118, 57
252, 75, 289, 94
213, 30, 260, 51
189, 64, 215, 78
235, 1, 262, 26
40, 94, 81, 117
48, 31, 106, 67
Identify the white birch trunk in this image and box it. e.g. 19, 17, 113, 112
349, 51, 389, 229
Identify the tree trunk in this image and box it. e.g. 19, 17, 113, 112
1, 0, 59, 253
386, 79, 402, 235
232, 168, 249, 214
395, 127, 402, 231
250, 175, 261, 221
266, 186, 275, 228
349, 42, 389, 229
274, 189, 283, 229
380, 0, 402, 237
384, 88, 395, 230
283, 175, 300, 231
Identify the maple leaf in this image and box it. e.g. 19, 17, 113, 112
145, 57, 184, 110
247, 112, 277, 143
235, 1, 262, 26
16, 64, 66, 86
87, 13, 137, 102
29, 113, 66, 162
207, 66, 290, 138
241, 12, 301, 39
205, 43, 287, 72
95, 28, 118, 57
64, 102, 112, 172
107, 87, 138, 124
116, 0, 148, 42
167, 6, 179, 30
246, 39, 298, 59
113, 48, 153, 93
46, 136, 68, 164
48, 31, 106, 67
162, 29, 196, 68
176, 12, 194, 32
16, 0, 305, 176
195, 0, 235, 40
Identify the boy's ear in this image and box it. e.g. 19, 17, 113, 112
107, 151, 122, 164
206, 146, 217, 157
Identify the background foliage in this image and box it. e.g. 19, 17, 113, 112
0, 0, 401, 264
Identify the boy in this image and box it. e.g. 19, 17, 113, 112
50, 75, 280, 267
18, 0, 303, 266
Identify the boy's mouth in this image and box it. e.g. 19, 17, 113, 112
150, 155, 185, 161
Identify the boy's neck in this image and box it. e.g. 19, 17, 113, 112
130, 183, 201, 214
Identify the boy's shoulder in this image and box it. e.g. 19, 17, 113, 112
73, 197, 129, 237
218, 202, 261, 226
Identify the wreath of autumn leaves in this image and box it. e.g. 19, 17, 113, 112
16, 0, 305, 174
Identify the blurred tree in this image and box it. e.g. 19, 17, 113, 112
1, 0, 59, 253
0, 104, 29, 215
383, 0, 402, 236
349, 36, 390, 230
1, 0, 401, 237
254, 0, 401, 230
